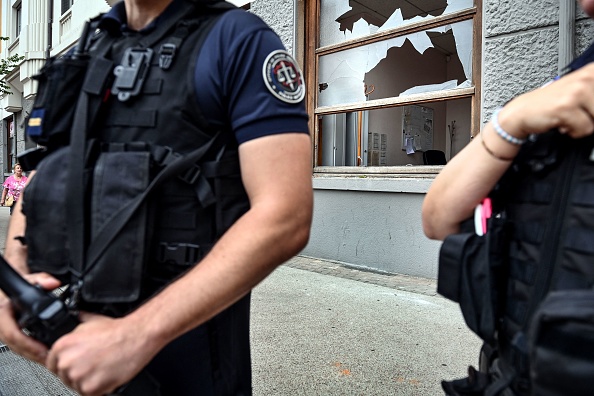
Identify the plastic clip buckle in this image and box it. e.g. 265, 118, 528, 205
179, 164, 201, 184
158, 243, 201, 267
66, 279, 84, 311
158, 43, 177, 70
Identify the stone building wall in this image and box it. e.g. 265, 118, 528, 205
250, 0, 296, 54
482, 0, 594, 122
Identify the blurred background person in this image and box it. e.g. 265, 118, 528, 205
1, 163, 27, 215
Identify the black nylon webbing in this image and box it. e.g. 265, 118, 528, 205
107, 111, 157, 127
65, 92, 89, 277
83, 132, 221, 278
511, 221, 545, 244
572, 183, 594, 206
564, 227, 594, 254
509, 258, 537, 285
513, 182, 554, 204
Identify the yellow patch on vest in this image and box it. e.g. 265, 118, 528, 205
28, 118, 42, 127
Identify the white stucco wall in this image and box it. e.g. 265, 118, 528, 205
302, 178, 442, 279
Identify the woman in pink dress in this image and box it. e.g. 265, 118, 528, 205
2, 163, 27, 215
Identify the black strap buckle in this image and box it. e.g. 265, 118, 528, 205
151, 145, 178, 166
157, 243, 201, 267
66, 279, 84, 311
158, 43, 177, 70
151, 146, 201, 184
179, 163, 201, 184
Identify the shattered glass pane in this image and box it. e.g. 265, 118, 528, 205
317, 97, 471, 166
320, 0, 474, 47
318, 20, 473, 107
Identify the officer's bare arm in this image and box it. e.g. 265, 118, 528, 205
4, 170, 36, 274
421, 122, 518, 241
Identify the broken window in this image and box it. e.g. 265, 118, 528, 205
318, 20, 473, 107
320, 0, 473, 47
312, 0, 479, 168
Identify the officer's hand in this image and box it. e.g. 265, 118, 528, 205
0, 273, 61, 364
46, 312, 156, 396
498, 63, 594, 140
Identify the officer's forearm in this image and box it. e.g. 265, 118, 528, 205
422, 123, 516, 241
4, 199, 29, 275
4, 172, 35, 275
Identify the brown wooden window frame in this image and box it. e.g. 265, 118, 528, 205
303, 0, 483, 174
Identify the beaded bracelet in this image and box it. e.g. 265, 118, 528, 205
491, 108, 526, 145
480, 131, 515, 161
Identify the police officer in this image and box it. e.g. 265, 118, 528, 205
423, 0, 594, 394
0, 0, 313, 395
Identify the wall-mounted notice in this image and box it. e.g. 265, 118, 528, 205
368, 132, 388, 166
401, 105, 433, 153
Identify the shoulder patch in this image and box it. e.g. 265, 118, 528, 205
262, 50, 305, 104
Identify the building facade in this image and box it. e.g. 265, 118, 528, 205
1, 0, 592, 279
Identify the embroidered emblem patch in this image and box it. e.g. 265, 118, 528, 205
262, 50, 305, 104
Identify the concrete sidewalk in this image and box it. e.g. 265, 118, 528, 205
252, 261, 481, 395
0, 207, 482, 395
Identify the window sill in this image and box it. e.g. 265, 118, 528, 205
314, 165, 443, 176
8, 38, 19, 53
313, 167, 442, 194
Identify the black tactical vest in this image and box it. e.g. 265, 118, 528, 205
22, 0, 249, 315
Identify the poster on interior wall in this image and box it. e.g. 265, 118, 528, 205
367, 132, 388, 166
401, 105, 433, 152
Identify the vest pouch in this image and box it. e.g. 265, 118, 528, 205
438, 219, 507, 343
82, 151, 151, 303
22, 146, 75, 282
528, 290, 594, 396
26, 55, 89, 147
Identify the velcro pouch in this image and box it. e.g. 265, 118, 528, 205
24, 147, 157, 305
82, 151, 151, 303
26, 55, 89, 147
22, 147, 73, 281
437, 219, 507, 343
528, 290, 594, 396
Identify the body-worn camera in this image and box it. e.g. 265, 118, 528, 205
0, 254, 160, 396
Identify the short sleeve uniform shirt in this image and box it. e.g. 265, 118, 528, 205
104, 1, 309, 145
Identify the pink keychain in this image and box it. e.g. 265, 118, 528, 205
474, 197, 492, 236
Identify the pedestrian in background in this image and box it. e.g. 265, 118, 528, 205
1, 163, 27, 215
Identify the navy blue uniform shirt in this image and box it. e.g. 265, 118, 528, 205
102, 0, 309, 145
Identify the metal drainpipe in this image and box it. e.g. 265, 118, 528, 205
46, 0, 54, 60
558, 0, 576, 74
292, 0, 298, 58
